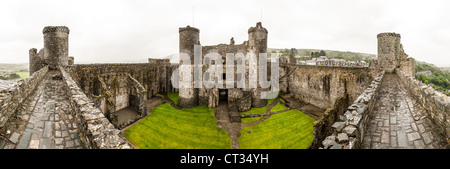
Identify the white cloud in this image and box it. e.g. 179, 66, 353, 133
0, 0, 449, 67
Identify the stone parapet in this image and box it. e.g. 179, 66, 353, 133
42, 26, 70, 34
396, 69, 450, 139
60, 66, 133, 149
179, 25, 199, 33
377, 32, 401, 38
0, 66, 49, 128
319, 71, 385, 149
310, 93, 350, 149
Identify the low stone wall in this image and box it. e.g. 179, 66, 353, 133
237, 92, 252, 112
0, 66, 49, 128
396, 69, 450, 139
319, 71, 384, 149
60, 66, 133, 149
310, 94, 349, 149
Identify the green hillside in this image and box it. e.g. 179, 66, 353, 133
415, 61, 450, 95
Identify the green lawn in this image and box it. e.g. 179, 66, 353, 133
0, 71, 29, 80
124, 93, 315, 149
240, 99, 287, 123
16, 72, 29, 79
124, 93, 231, 149
239, 99, 316, 149
167, 92, 179, 105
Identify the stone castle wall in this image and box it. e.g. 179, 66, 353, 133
70, 63, 176, 98
29, 48, 46, 75
59, 66, 133, 149
286, 65, 382, 109
399, 57, 415, 77
68, 63, 174, 128
0, 66, 49, 128
116, 74, 148, 129
318, 71, 385, 149
396, 69, 450, 139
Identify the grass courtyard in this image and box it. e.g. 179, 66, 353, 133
124, 93, 316, 149
239, 109, 315, 149
238, 98, 316, 149
123, 93, 231, 149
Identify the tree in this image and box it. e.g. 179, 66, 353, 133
319, 50, 326, 56
9, 73, 19, 79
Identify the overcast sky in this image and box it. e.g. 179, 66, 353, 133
0, 0, 449, 67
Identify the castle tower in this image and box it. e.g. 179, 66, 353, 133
29, 48, 41, 75
377, 32, 401, 73
248, 22, 268, 57
43, 26, 70, 70
248, 22, 268, 107
178, 25, 200, 108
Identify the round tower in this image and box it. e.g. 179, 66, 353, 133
178, 25, 200, 108
179, 25, 200, 62
43, 26, 70, 70
248, 22, 268, 108
377, 32, 401, 73
248, 22, 268, 56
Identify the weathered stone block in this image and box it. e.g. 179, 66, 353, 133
330, 144, 343, 149
343, 125, 358, 137
322, 136, 337, 149
337, 133, 349, 143
331, 122, 346, 132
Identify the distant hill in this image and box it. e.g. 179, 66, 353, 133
0, 63, 29, 80
268, 48, 376, 61
0, 63, 28, 73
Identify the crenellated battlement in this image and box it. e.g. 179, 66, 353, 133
377, 32, 400, 38
42, 26, 70, 34
248, 22, 268, 34
179, 25, 199, 33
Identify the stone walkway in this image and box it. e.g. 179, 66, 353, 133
0, 70, 83, 149
214, 102, 241, 149
362, 73, 447, 149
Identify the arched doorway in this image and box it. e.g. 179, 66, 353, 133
219, 89, 228, 104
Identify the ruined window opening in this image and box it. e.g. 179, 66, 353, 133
205, 72, 210, 81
